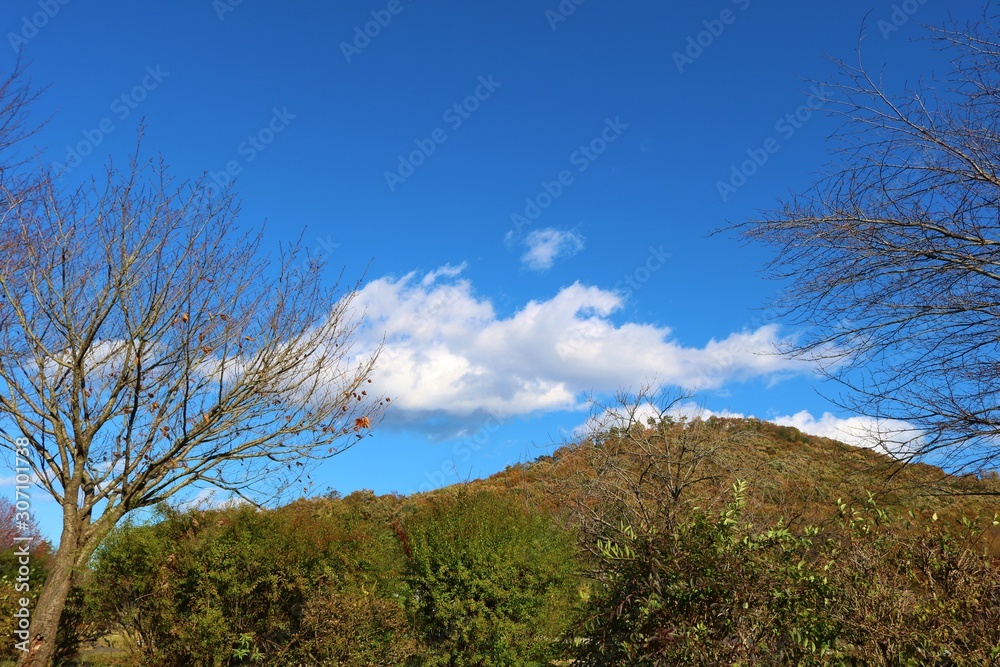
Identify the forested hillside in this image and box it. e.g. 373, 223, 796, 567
4, 416, 997, 666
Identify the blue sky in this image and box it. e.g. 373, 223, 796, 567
1, 0, 964, 537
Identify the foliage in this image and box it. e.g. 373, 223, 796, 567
0, 551, 50, 665
400, 489, 580, 666
84, 491, 412, 666
0, 498, 51, 664
284, 584, 419, 666
568, 481, 841, 665
570, 482, 1000, 666
74, 415, 1000, 666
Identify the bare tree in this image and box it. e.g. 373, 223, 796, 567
740, 8, 1000, 476
0, 57, 44, 245
547, 385, 760, 556
0, 57, 41, 166
0, 152, 382, 666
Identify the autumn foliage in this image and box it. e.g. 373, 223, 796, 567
19, 416, 1000, 666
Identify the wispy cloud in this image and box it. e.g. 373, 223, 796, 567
520, 228, 585, 271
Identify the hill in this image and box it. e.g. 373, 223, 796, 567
469, 416, 1000, 552
18, 415, 1000, 666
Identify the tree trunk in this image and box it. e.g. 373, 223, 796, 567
18, 537, 75, 667
17, 517, 89, 667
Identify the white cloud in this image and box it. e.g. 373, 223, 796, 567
348, 266, 813, 426
177, 488, 249, 511
520, 228, 585, 271
0, 473, 42, 488
573, 401, 746, 438
671, 403, 747, 423
571, 402, 921, 458
772, 410, 923, 457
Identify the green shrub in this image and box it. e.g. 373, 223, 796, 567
283, 583, 419, 666
569, 481, 841, 666
85, 492, 413, 666
569, 482, 1000, 666
402, 489, 580, 666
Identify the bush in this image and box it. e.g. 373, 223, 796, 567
570, 482, 1000, 666
85, 492, 413, 666
569, 481, 841, 666
402, 489, 580, 666
0, 498, 51, 665
284, 583, 419, 666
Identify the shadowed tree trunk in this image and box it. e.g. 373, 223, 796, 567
20, 482, 117, 666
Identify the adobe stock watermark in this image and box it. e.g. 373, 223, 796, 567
613, 245, 671, 301
288, 235, 341, 278
51, 65, 170, 178
413, 411, 505, 494
213, 0, 245, 21
340, 0, 416, 64
716, 83, 832, 202
507, 116, 628, 237
8, 0, 71, 52
416, 284, 460, 327
877, 0, 930, 40
672, 0, 751, 73
384, 75, 502, 192
545, 0, 587, 31
198, 106, 296, 203
12, 436, 34, 654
